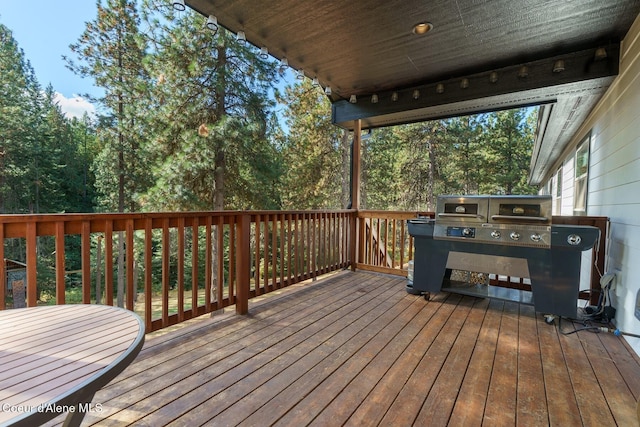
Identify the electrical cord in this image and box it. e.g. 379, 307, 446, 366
557, 316, 640, 338
557, 316, 614, 335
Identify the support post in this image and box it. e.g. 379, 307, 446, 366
236, 214, 251, 314
350, 120, 362, 271
351, 119, 362, 210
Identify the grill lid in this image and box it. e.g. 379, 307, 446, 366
434, 195, 552, 248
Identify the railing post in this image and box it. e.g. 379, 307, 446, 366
26, 222, 37, 307
350, 211, 358, 271
55, 222, 66, 305
236, 214, 251, 315
81, 221, 91, 304
0, 224, 5, 309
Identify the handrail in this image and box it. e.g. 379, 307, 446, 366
0, 209, 606, 333
355, 210, 434, 276
0, 210, 356, 333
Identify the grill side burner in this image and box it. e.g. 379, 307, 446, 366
408, 195, 600, 318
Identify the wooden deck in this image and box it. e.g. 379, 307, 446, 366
48, 271, 639, 426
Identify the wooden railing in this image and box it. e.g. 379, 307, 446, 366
355, 210, 433, 277
0, 209, 606, 333
0, 210, 355, 332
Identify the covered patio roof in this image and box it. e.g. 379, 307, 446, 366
186, 0, 640, 184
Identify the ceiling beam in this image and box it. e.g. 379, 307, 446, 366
332, 44, 620, 130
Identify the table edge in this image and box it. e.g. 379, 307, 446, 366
3, 305, 145, 427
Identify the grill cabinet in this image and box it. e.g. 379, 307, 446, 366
408, 195, 600, 318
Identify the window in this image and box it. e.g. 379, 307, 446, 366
573, 134, 590, 215
554, 167, 562, 215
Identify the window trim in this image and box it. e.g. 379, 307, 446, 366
554, 166, 562, 215
573, 133, 590, 215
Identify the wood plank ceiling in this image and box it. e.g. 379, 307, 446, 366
185, 0, 640, 184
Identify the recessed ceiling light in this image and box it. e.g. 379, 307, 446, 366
412, 22, 433, 35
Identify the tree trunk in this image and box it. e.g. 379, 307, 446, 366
214, 149, 225, 210
360, 137, 367, 209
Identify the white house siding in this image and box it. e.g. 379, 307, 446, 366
545, 13, 640, 354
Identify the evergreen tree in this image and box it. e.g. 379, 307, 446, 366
394, 122, 447, 211
35, 85, 97, 213
484, 109, 537, 194
0, 23, 42, 213
66, 0, 150, 213
139, 1, 281, 211
277, 79, 342, 209
66, 0, 149, 307
440, 115, 486, 195
362, 127, 402, 210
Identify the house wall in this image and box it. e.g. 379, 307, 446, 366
544, 13, 640, 354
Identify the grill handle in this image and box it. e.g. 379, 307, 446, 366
491, 215, 549, 222
437, 213, 484, 219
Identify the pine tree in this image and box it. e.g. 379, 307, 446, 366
484, 109, 537, 194
66, 0, 150, 213
66, 0, 149, 307
362, 127, 402, 210
394, 122, 448, 211
139, 2, 281, 211
278, 79, 342, 209
0, 23, 42, 213
440, 116, 485, 195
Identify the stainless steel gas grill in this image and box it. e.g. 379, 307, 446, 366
408, 195, 600, 319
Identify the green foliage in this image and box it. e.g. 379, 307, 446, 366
483, 109, 538, 195
66, 0, 150, 213
0, 23, 43, 213
136, 2, 283, 211
1, 5, 539, 305
0, 23, 97, 216
362, 109, 538, 210
277, 80, 343, 209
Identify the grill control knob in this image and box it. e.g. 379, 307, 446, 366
567, 234, 582, 246
490, 230, 501, 239
462, 227, 473, 237
509, 231, 521, 241
530, 233, 542, 242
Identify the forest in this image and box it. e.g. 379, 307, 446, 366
0, 0, 537, 304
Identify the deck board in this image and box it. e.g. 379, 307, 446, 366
483, 301, 519, 426
448, 298, 503, 426
516, 304, 548, 426
414, 297, 489, 426
537, 311, 583, 426
559, 320, 617, 426
43, 270, 640, 427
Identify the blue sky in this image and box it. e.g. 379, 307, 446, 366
0, 1, 297, 121
0, 0, 99, 118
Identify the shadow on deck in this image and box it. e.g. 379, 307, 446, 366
48, 271, 640, 426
